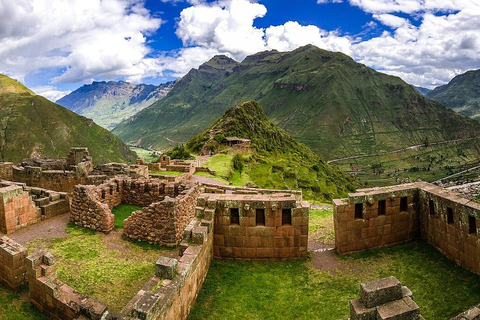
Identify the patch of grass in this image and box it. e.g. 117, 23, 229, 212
0, 286, 48, 320
189, 241, 480, 320
26, 225, 171, 313
112, 204, 143, 230
193, 171, 230, 184
129, 146, 159, 163
204, 154, 233, 177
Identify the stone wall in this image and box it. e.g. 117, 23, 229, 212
122, 215, 214, 320
418, 183, 480, 275
0, 236, 27, 291
333, 184, 420, 254
334, 182, 480, 277
0, 181, 69, 234
0, 185, 40, 234
198, 192, 309, 259
26, 251, 109, 320
70, 183, 115, 233
0, 162, 14, 180
123, 184, 200, 246
11, 166, 106, 193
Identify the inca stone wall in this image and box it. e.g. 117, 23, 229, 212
197, 191, 309, 259
70, 183, 116, 233
334, 182, 480, 277
70, 177, 199, 246
334, 184, 420, 254
26, 250, 109, 320
123, 184, 200, 246
0, 185, 40, 234
0, 236, 27, 291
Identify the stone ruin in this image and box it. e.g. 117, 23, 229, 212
334, 182, 480, 319
333, 182, 480, 276
70, 176, 200, 246
0, 147, 148, 194
344, 276, 423, 320
0, 181, 69, 234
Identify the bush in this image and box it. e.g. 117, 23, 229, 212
165, 144, 193, 160
232, 154, 244, 173
214, 133, 226, 143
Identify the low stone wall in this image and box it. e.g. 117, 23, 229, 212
26, 251, 109, 320
198, 192, 309, 259
122, 216, 214, 320
0, 236, 27, 291
334, 184, 420, 254
194, 167, 216, 175
123, 185, 200, 246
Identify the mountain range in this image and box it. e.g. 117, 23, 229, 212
427, 69, 480, 120
56, 80, 175, 130
0, 74, 136, 164
112, 45, 480, 161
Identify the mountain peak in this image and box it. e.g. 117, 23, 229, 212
0, 74, 35, 95
200, 55, 238, 71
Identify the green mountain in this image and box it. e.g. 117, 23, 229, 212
57, 80, 175, 130
113, 45, 480, 162
413, 86, 431, 96
427, 69, 480, 120
187, 100, 358, 200
0, 74, 136, 164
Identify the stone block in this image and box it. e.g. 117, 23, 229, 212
43, 252, 56, 266
350, 299, 376, 320
376, 297, 420, 320
452, 306, 480, 320
192, 226, 208, 244
155, 256, 178, 280
360, 276, 403, 308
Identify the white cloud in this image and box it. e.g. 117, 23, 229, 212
163, 0, 353, 75
31, 85, 71, 102
352, 8, 480, 88
373, 14, 409, 28
0, 0, 163, 84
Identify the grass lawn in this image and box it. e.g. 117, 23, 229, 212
189, 241, 480, 320
0, 286, 48, 320
204, 154, 234, 177
112, 204, 143, 229
194, 171, 230, 184
25, 224, 173, 313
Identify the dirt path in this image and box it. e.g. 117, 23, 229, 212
7, 213, 70, 246
190, 174, 228, 186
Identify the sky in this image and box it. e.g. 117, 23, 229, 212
0, 0, 479, 101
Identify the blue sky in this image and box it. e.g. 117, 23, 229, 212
0, 0, 479, 101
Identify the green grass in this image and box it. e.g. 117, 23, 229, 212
205, 154, 234, 177
130, 147, 159, 163
193, 171, 230, 184
112, 204, 143, 230
0, 286, 48, 320
25, 224, 171, 313
189, 241, 480, 320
